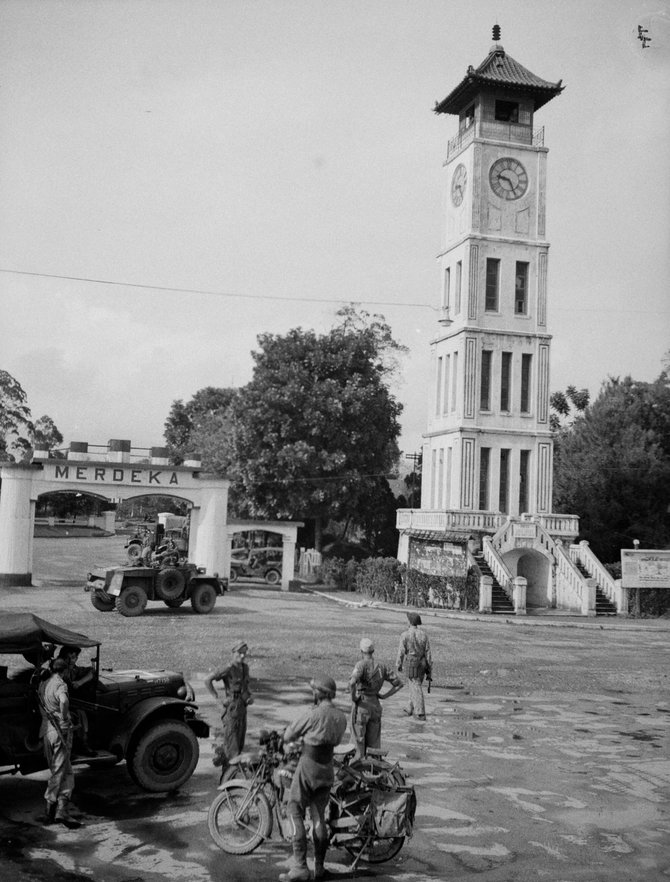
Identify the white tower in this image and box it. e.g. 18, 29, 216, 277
421, 31, 563, 519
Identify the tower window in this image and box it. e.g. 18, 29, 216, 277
500, 351, 512, 411
519, 449, 530, 513
436, 357, 443, 415
455, 261, 462, 314
521, 354, 532, 413
479, 447, 491, 510
499, 448, 510, 513
443, 267, 450, 309
485, 259, 500, 312
515, 262, 529, 314
480, 350, 492, 410
460, 104, 475, 131
451, 351, 458, 411
495, 100, 519, 123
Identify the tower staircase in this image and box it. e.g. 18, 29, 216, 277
472, 551, 515, 615
573, 560, 618, 615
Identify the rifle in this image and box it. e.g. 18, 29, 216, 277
426, 666, 433, 694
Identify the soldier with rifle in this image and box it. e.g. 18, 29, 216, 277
396, 612, 433, 721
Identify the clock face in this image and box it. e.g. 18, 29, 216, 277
489, 157, 528, 200
451, 163, 467, 206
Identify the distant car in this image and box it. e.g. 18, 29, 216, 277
0, 613, 209, 792
86, 561, 227, 616
230, 547, 282, 585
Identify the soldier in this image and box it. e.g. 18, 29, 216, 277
205, 640, 253, 775
279, 674, 347, 882
397, 612, 432, 721
37, 658, 80, 827
349, 637, 402, 759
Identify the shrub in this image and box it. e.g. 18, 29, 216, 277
355, 558, 406, 603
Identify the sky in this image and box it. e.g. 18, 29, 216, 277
1, 0, 669, 464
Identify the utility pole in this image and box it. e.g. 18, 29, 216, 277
405, 451, 422, 508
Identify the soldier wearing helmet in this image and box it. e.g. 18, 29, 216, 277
349, 637, 403, 759
397, 612, 432, 721
278, 673, 347, 882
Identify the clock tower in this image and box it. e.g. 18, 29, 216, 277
422, 30, 564, 518
397, 32, 620, 616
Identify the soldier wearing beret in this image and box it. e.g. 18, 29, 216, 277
397, 612, 432, 721
205, 640, 253, 775
349, 637, 402, 759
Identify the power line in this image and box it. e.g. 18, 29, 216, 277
0, 268, 438, 312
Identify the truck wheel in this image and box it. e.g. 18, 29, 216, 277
126, 543, 143, 562
264, 568, 281, 585
156, 567, 186, 600
90, 589, 115, 612
127, 720, 199, 792
115, 585, 148, 617
190, 582, 217, 614
164, 598, 185, 608
229, 569, 239, 583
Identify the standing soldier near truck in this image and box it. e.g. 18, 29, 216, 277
205, 640, 253, 777
397, 612, 432, 721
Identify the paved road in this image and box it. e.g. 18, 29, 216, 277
0, 536, 669, 881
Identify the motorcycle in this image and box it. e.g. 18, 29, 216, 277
208, 729, 416, 867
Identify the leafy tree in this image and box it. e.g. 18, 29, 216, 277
0, 370, 33, 460
164, 387, 237, 464
33, 415, 64, 452
232, 307, 406, 550
553, 369, 670, 561
550, 385, 590, 432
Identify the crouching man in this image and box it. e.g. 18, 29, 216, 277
279, 674, 347, 882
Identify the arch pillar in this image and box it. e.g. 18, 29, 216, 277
281, 534, 296, 591
0, 464, 36, 586
189, 481, 229, 577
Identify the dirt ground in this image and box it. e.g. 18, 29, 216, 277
0, 535, 668, 882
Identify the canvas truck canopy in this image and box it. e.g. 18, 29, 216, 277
0, 613, 99, 654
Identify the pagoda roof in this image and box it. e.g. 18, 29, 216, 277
435, 44, 563, 114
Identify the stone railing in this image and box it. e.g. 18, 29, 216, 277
532, 513, 580, 540
569, 541, 620, 610
554, 542, 595, 616
481, 536, 514, 596
396, 509, 506, 534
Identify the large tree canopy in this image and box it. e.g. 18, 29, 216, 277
164, 386, 237, 465
553, 368, 670, 562
231, 308, 405, 549
0, 370, 62, 462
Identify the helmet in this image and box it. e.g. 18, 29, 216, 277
407, 612, 422, 626
310, 675, 337, 699
359, 638, 374, 653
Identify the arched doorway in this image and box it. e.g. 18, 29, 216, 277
502, 547, 552, 608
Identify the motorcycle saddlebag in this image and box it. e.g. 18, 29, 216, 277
370, 786, 417, 838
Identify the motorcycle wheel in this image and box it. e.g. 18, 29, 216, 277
207, 782, 272, 854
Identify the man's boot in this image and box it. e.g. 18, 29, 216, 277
313, 842, 329, 880
37, 801, 56, 825
55, 798, 82, 829
278, 837, 310, 882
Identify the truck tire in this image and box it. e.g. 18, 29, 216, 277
190, 582, 217, 614
127, 720, 199, 792
229, 568, 239, 583
115, 584, 148, 617
164, 598, 185, 608
264, 568, 281, 585
156, 567, 186, 601
90, 589, 115, 612
126, 542, 143, 562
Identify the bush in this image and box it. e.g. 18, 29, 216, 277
355, 558, 406, 603
317, 557, 358, 591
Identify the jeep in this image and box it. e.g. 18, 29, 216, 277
86, 561, 227, 617
0, 613, 209, 792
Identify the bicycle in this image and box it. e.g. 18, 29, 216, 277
207, 729, 415, 867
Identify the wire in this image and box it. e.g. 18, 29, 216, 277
0, 268, 438, 312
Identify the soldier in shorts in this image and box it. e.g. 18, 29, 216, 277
349, 638, 402, 759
